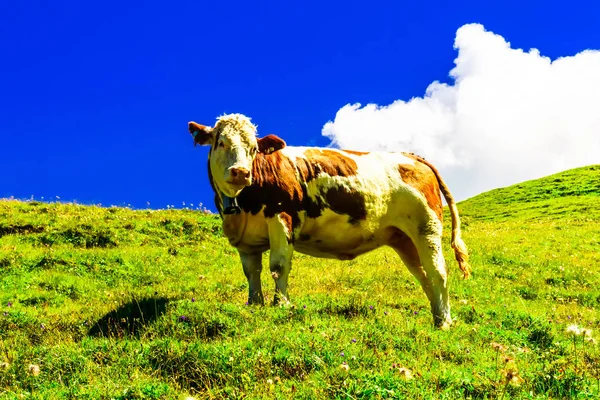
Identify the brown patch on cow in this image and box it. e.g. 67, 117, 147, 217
279, 212, 293, 243
398, 160, 443, 220
324, 186, 367, 224
342, 149, 369, 156
297, 149, 359, 181
300, 184, 325, 219
235, 151, 304, 226
258, 134, 286, 154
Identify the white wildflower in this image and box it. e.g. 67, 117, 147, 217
28, 364, 40, 376
566, 324, 582, 336
397, 367, 413, 380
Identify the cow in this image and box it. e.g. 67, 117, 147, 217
188, 113, 470, 329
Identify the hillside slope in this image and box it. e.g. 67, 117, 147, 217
458, 164, 600, 222
1, 166, 599, 399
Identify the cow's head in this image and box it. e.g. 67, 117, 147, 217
188, 113, 286, 197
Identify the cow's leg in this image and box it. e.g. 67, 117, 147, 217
267, 214, 294, 306
392, 216, 451, 329
412, 225, 452, 329
387, 228, 435, 309
239, 251, 264, 305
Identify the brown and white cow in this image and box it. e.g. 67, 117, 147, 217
188, 113, 470, 328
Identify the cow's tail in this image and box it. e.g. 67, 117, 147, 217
417, 157, 471, 279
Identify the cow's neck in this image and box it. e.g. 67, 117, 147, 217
220, 192, 249, 246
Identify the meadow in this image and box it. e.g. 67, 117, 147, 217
1, 165, 599, 399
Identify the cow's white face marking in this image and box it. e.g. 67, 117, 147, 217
209, 114, 259, 198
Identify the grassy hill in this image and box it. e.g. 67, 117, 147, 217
1, 165, 599, 399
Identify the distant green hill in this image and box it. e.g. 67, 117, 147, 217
457, 165, 600, 223
1, 166, 599, 399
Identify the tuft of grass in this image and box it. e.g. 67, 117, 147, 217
1, 165, 600, 398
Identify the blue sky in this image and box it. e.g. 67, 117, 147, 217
1, 1, 599, 211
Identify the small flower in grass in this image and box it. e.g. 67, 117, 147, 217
413, 311, 418, 315
2, 312, 7, 317
567, 315, 572, 320
581, 328, 592, 338
0, 361, 9, 370
393, 366, 413, 380
245, 301, 249, 306
266, 378, 274, 385
40, 323, 46, 330
339, 361, 350, 371
191, 297, 196, 302
179, 315, 187, 322
340, 352, 345, 357
351, 338, 357, 343
502, 368, 523, 386
369, 305, 374, 310
303, 305, 306, 309
491, 342, 506, 352
502, 355, 514, 363
566, 324, 582, 336
28, 364, 41, 376
7, 302, 12, 307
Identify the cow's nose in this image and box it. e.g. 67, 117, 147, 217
229, 167, 250, 181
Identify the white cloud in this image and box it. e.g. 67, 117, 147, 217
322, 23, 600, 201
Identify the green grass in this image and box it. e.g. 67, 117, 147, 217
1, 165, 599, 399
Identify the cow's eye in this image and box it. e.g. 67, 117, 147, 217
251, 147, 257, 155
218, 141, 225, 148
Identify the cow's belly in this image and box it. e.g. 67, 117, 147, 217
294, 211, 387, 260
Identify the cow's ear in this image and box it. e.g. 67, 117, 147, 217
257, 134, 286, 154
188, 121, 214, 147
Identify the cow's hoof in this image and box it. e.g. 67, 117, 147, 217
247, 298, 265, 306
272, 296, 291, 307
436, 320, 452, 330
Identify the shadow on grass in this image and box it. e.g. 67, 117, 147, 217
88, 297, 169, 338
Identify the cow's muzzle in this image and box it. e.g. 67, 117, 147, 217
227, 167, 252, 187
